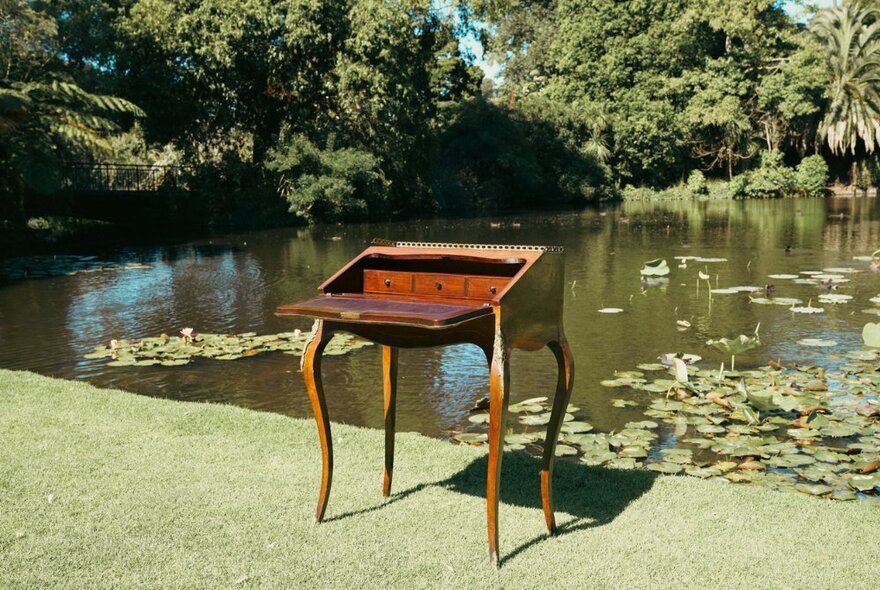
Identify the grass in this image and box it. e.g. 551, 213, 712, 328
1, 369, 878, 589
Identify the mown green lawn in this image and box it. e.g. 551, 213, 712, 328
1, 369, 878, 589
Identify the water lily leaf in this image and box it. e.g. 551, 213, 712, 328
768, 274, 799, 280
561, 421, 593, 434
508, 403, 544, 414
847, 473, 880, 492
685, 467, 722, 478
710, 288, 739, 294
797, 338, 837, 347
647, 462, 683, 474
608, 457, 641, 470
610, 399, 639, 408
454, 433, 487, 444
598, 308, 624, 314
106, 359, 136, 367
519, 414, 551, 426
787, 428, 821, 440
695, 257, 727, 263
618, 446, 648, 459
580, 450, 617, 466
519, 396, 549, 405
795, 484, 832, 496
791, 304, 824, 314
640, 258, 670, 277
554, 444, 577, 457
862, 323, 880, 348
817, 294, 852, 304
468, 413, 490, 424
637, 363, 667, 371
819, 423, 861, 438
625, 420, 659, 430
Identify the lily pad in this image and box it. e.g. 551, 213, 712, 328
454, 433, 487, 444
863, 323, 880, 348
647, 462, 684, 474
797, 338, 838, 347
598, 308, 624, 314
767, 274, 798, 280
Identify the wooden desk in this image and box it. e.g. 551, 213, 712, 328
277, 241, 574, 568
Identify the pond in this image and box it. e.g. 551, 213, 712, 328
1, 197, 879, 497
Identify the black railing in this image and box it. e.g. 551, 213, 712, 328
63, 163, 192, 193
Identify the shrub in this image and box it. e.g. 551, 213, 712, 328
686, 169, 708, 195
265, 135, 384, 223
740, 150, 796, 199
794, 155, 829, 197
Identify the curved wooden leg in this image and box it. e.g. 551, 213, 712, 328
487, 335, 510, 569
541, 337, 574, 535
302, 320, 333, 523
382, 346, 398, 497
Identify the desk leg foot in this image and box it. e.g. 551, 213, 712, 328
541, 338, 574, 535
303, 320, 333, 523
382, 346, 398, 497
487, 338, 510, 568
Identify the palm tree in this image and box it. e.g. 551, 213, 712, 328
811, 0, 880, 156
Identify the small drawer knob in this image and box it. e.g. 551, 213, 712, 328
384, 278, 392, 287
489, 285, 497, 294
435, 281, 443, 290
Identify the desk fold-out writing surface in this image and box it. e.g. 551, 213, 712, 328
276, 240, 575, 568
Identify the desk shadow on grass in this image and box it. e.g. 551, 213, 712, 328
442, 451, 657, 564
324, 450, 656, 564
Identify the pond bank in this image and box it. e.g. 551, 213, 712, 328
2, 370, 878, 589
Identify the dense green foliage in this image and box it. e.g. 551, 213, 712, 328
3, 1, 880, 231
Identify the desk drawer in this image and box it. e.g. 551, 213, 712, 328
363, 270, 414, 294
466, 276, 507, 298
413, 273, 467, 297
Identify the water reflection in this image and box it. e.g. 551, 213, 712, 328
0, 196, 879, 437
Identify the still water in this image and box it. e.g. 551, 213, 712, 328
1, 198, 879, 438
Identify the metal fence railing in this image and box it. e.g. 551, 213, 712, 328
63, 163, 192, 192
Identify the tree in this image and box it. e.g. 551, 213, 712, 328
811, 0, 880, 156
1, 1, 143, 219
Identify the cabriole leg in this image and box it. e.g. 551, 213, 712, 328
541, 337, 575, 535
302, 320, 333, 523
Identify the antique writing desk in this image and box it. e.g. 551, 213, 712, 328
276, 240, 574, 568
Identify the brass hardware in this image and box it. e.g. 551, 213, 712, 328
384, 278, 392, 287
435, 282, 443, 290
371, 238, 563, 253
490, 285, 497, 294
